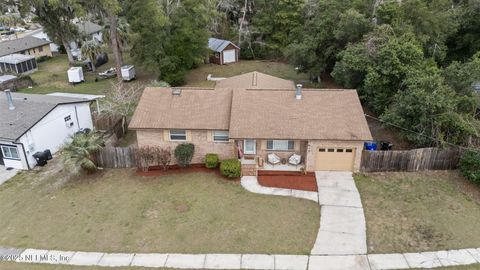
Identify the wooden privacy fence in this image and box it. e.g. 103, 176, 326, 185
360, 147, 463, 172
92, 113, 122, 132
96, 146, 136, 168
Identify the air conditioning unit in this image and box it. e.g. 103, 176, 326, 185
66, 120, 74, 128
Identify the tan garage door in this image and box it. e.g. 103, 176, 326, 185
315, 148, 355, 171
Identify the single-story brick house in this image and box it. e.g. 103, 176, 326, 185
129, 72, 372, 172
207, 38, 240, 65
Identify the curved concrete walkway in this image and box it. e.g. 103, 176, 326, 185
2, 172, 480, 269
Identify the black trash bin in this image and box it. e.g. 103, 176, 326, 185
380, 141, 393, 151
33, 152, 48, 166
43, 149, 52, 160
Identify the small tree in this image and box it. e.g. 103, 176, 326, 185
60, 131, 104, 173
101, 81, 143, 135
459, 150, 480, 184
134, 146, 155, 172
80, 40, 104, 72
154, 147, 172, 171
174, 143, 195, 168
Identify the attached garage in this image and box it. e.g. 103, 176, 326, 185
208, 38, 240, 65
314, 147, 355, 171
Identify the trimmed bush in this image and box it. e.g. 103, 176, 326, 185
174, 143, 195, 168
205, 153, 219, 169
220, 159, 241, 179
459, 150, 480, 184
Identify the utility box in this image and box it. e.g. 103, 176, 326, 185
67, 67, 84, 84
121, 65, 136, 81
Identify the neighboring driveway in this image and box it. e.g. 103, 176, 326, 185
0, 166, 18, 185
311, 171, 367, 256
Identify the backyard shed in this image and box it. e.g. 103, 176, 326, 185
0, 54, 38, 75
208, 38, 240, 65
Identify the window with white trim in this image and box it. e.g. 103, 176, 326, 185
169, 130, 187, 141
1, 145, 20, 160
266, 140, 294, 151
213, 131, 229, 142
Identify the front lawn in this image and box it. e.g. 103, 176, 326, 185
184, 60, 315, 88
0, 166, 319, 254
355, 171, 480, 254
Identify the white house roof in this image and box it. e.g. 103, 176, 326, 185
208, 38, 239, 52
47, 92, 105, 101
0, 92, 90, 141
0, 53, 35, 64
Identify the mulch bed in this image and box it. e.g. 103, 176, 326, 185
257, 170, 318, 192
136, 164, 239, 181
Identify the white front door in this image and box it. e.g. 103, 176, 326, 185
244, 140, 256, 155
223, 49, 236, 64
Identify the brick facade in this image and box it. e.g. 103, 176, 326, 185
136, 129, 237, 165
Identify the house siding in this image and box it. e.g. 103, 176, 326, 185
305, 140, 365, 172
136, 129, 237, 165
22, 44, 52, 58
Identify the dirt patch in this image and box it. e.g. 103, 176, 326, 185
363, 107, 412, 150
258, 171, 318, 192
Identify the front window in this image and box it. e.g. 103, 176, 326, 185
213, 131, 229, 142
1, 145, 20, 160
169, 130, 187, 141
266, 140, 294, 151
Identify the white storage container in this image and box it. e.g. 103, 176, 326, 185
121, 65, 136, 81
67, 67, 84, 84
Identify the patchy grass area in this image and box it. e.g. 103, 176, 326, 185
0, 165, 318, 254
184, 60, 316, 88
19, 53, 155, 95
355, 171, 480, 254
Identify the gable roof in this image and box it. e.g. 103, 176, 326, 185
208, 38, 239, 52
129, 87, 232, 130
215, 71, 296, 90
229, 89, 372, 141
76, 21, 102, 35
0, 92, 89, 141
0, 36, 51, 57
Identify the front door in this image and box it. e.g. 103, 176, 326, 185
244, 140, 256, 155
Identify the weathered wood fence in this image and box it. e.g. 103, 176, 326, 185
93, 113, 122, 132
96, 146, 136, 168
360, 147, 463, 172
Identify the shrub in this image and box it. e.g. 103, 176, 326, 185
154, 147, 172, 171
459, 150, 480, 184
60, 131, 104, 173
134, 146, 156, 172
220, 159, 241, 179
205, 153, 219, 168
174, 143, 195, 168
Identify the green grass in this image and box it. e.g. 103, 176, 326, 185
355, 171, 480, 254
0, 165, 319, 254
19, 53, 156, 95
184, 60, 316, 88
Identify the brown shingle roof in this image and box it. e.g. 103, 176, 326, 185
229, 89, 372, 141
215, 71, 295, 90
129, 87, 232, 130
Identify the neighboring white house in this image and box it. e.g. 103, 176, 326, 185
0, 90, 93, 170
30, 28, 60, 53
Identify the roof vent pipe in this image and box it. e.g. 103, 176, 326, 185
295, 84, 303, 100
4, 89, 15, 110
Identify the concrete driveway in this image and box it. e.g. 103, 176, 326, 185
0, 166, 19, 185
311, 171, 367, 256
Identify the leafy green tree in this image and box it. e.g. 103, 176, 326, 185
443, 52, 480, 97
80, 40, 104, 72
126, 0, 211, 85
61, 131, 104, 172
252, 0, 305, 58
19, 0, 81, 64
285, 0, 371, 80
381, 64, 478, 146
